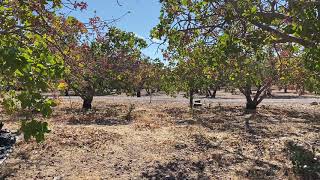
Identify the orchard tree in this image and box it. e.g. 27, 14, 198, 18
66, 27, 147, 110
218, 33, 279, 110
143, 59, 166, 103
161, 44, 212, 108
305, 76, 320, 94
0, 0, 87, 141
152, 0, 320, 110
201, 46, 230, 99
153, 0, 320, 93
178, 32, 280, 110
126, 56, 150, 98
127, 57, 164, 100
274, 45, 311, 95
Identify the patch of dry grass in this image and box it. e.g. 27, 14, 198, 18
0, 99, 319, 179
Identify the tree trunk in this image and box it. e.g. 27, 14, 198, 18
266, 88, 272, 97
245, 101, 257, 110
82, 96, 93, 110
146, 89, 151, 96
149, 92, 152, 104
243, 86, 268, 111
284, 86, 288, 93
65, 89, 69, 96
242, 85, 260, 111
206, 89, 212, 98
136, 89, 141, 97
299, 86, 305, 96
211, 87, 218, 98
189, 89, 194, 109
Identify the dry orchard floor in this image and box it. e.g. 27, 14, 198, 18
0, 95, 319, 179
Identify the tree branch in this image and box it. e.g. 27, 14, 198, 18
249, 20, 316, 47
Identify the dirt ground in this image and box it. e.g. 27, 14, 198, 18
0, 92, 320, 179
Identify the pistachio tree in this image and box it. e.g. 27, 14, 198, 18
153, 0, 320, 109
0, 0, 87, 141
161, 43, 212, 108
153, 0, 320, 84
127, 57, 165, 100
66, 27, 147, 110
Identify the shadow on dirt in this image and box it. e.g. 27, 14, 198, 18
286, 141, 320, 179
55, 103, 128, 117
141, 158, 210, 180
244, 159, 281, 179
140, 154, 282, 179
265, 95, 318, 99
264, 107, 320, 123
192, 134, 221, 151
168, 105, 319, 140
163, 107, 189, 119
67, 116, 131, 126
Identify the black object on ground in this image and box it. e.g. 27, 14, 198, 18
0, 130, 16, 165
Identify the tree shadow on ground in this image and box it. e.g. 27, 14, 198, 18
265, 95, 319, 99
163, 107, 189, 119
140, 153, 282, 179
190, 106, 245, 132
263, 107, 320, 124
286, 141, 320, 179
67, 115, 131, 126
56, 104, 127, 116
141, 158, 210, 180
202, 105, 244, 115
168, 105, 319, 141
0, 149, 38, 179
244, 158, 281, 179
215, 147, 283, 179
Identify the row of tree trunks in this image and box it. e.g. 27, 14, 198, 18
206, 86, 218, 98
80, 85, 273, 111
282, 85, 305, 95
81, 87, 141, 110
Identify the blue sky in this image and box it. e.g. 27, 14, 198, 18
68, 0, 163, 59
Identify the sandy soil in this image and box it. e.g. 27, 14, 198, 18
0, 93, 319, 179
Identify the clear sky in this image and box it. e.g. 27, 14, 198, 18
68, 0, 163, 59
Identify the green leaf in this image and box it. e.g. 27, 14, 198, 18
21, 119, 51, 143
251, 6, 257, 14
181, 0, 188, 6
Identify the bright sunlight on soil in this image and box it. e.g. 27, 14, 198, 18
1, 91, 319, 179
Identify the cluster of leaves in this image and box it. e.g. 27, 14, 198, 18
21, 120, 51, 143
154, 0, 320, 47
0, 0, 87, 141
152, 0, 320, 109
